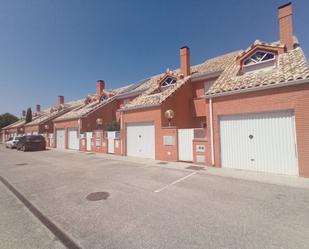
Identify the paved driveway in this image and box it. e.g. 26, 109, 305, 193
0, 145, 309, 249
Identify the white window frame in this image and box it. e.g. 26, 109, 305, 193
161, 77, 177, 88
243, 50, 275, 66
204, 80, 214, 94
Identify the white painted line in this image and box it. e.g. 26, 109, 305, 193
154, 172, 196, 193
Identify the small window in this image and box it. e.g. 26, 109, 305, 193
161, 77, 177, 88
242, 51, 276, 73
244, 51, 275, 66
123, 99, 130, 105
204, 81, 214, 94
100, 95, 109, 102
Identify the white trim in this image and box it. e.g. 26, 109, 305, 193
118, 103, 161, 112
209, 98, 215, 166
205, 78, 309, 99
191, 70, 223, 81
116, 90, 141, 99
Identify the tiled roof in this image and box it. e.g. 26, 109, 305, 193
191, 51, 242, 77
3, 111, 46, 129
207, 46, 309, 95
54, 95, 113, 122
2, 118, 26, 130
121, 51, 241, 110
24, 99, 85, 126
54, 80, 153, 121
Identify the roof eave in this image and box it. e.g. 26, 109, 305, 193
204, 78, 309, 99
118, 103, 161, 112
116, 90, 143, 99
191, 70, 223, 81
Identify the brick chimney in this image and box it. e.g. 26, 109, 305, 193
58, 96, 64, 106
36, 104, 41, 113
278, 2, 294, 51
22, 110, 26, 117
96, 80, 105, 97
180, 46, 190, 77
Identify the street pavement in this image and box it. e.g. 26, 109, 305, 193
0, 145, 309, 249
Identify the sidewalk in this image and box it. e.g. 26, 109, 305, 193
74, 149, 309, 190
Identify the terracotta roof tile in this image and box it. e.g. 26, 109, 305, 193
121, 51, 241, 110
207, 47, 309, 95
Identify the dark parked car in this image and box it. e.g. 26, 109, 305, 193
16, 135, 46, 151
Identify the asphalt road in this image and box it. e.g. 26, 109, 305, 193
0, 145, 309, 249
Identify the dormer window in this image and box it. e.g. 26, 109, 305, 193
161, 77, 177, 88
242, 51, 276, 73
100, 95, 109, 102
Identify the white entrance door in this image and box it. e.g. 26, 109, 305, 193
85, 132, 93, 151
127, 123, 155, 159
68, 128, 79, 150
107, 132, 116, 154
219, 110, 298, 175
178, 129, 194, 162
56, 129, 65, 149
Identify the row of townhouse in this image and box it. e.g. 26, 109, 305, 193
2, 3, 309, 177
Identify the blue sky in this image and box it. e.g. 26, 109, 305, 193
0, 0, 308, 116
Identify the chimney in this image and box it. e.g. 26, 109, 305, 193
22, 110, 26, 117
36, 104, 41, 113
278, 2, 294, 51
180, 46, 190, 77
58, 96, 64, 106
96, 80, 105, 97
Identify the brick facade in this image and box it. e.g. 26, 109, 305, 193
207, 84, 309, 177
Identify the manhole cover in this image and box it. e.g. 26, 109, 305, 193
157, 161, 168, 165
86, 192, 110, 201
186, 165, 205, 171
15, 163, 28, 166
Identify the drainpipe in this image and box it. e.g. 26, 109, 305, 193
209, 98, 215, 166
120, 111, 123, 155
78, 118, 81, 140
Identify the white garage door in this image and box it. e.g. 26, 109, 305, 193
56, 129, 65, 149
127, 123, 155, 159
219, 110, 298, 175
68, 128, 79, 150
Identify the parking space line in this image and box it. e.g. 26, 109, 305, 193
0, 175, 82, 249
154, 172, 196, 193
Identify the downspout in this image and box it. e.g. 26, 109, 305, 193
78, 118, 81, 142
120, 111, 123, 155
209, 98, 215, 166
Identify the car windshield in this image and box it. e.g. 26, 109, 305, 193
7, 137, 13, 141
27, 135, 44, 141
15, 137, 21, 140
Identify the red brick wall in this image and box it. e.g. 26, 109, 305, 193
80, 138, 86, 151
157, 127, 178, 161
192, 80, 205, 98
209, 84, 309, 177
193, 140, 208, 165
91, 131, 107, 153
82, 100, 120, 132
114, 138, 121, 155
161, 81, 202, 128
